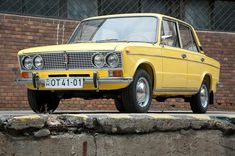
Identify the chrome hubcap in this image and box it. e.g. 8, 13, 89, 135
136, 77, 150, 108
200, 84, 208, 108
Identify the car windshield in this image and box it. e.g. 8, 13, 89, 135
69, 16, 158, 43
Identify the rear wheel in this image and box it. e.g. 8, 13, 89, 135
190, 81, 209, 113
121, 69, 152, 113
27, 89, 60, 113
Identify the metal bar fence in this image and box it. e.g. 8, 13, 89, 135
0, 0, 234, 32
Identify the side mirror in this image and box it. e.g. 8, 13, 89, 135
160, 35, 173, 45
161, 34, 173, 40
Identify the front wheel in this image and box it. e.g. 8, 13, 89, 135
121, 69, 152, 113
27, 89, 60, 113
190, 81, 209, 113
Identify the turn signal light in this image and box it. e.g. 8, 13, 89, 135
111, 70, 123, 77
125, 48, 130, 54
21, 72, 29, 78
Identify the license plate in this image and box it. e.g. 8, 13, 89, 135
45, 77, 83, 89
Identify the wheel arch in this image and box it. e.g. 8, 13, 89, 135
135, 61, 156, 90
202, 73, 214, 104
201, 73, 212, 91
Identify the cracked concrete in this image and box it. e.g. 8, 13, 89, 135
0, 113, 234, 156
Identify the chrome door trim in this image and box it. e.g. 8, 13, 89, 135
154, 88, 198, 93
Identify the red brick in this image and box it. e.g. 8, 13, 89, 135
0, 14, 234, 111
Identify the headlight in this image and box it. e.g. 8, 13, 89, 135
106, 53, 119, 68
33, 55, 44, 69
22, 56, 33, 70
92, 53, 105, 68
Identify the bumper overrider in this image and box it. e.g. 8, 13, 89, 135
16, 72, 133, 91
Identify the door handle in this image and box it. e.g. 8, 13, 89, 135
181, 54, 187, 59
201, 58, 205, 62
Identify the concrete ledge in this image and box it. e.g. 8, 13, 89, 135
0, 113, 235, 155
1, 113, 235, 135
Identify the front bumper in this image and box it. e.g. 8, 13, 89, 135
16, 73, 133, 91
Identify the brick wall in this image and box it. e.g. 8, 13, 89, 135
0, 13, 234, 111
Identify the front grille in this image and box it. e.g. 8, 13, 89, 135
19, 51, 122, 70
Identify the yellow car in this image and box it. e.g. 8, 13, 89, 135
16, 13, 220, 113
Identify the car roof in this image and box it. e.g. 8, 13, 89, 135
83, 13, 191, 28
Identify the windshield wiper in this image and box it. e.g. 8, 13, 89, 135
74, 39, 154, 44
95, 39, 129, 43
75, 40, 95, 43
95, 39, 155, 44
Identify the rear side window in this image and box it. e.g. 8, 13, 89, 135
179, 24, 198, 52
161, 20, 180, 48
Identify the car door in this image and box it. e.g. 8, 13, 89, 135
178, 23, 204, 90
161, 19, 188, 89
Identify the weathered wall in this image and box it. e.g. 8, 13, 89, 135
0, 13, 234, 111
1, 131, 234, 156
0, 113, 235, 156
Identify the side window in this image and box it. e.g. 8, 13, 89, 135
161, 20, 180, 48
179, 24, 198, 52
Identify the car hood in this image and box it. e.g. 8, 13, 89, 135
18, 42, 153, 55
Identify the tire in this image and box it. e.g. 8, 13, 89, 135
190, 81, 209, 113
27, 89, 60, 113
114, 99, 125, 112
121, 69, 152, 113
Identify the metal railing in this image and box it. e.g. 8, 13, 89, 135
0, 0, 234, 32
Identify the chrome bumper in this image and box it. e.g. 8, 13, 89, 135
16, 75, 133, 91
16, 77, 133, 84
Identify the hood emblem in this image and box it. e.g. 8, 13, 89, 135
63, 51, 69, 70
